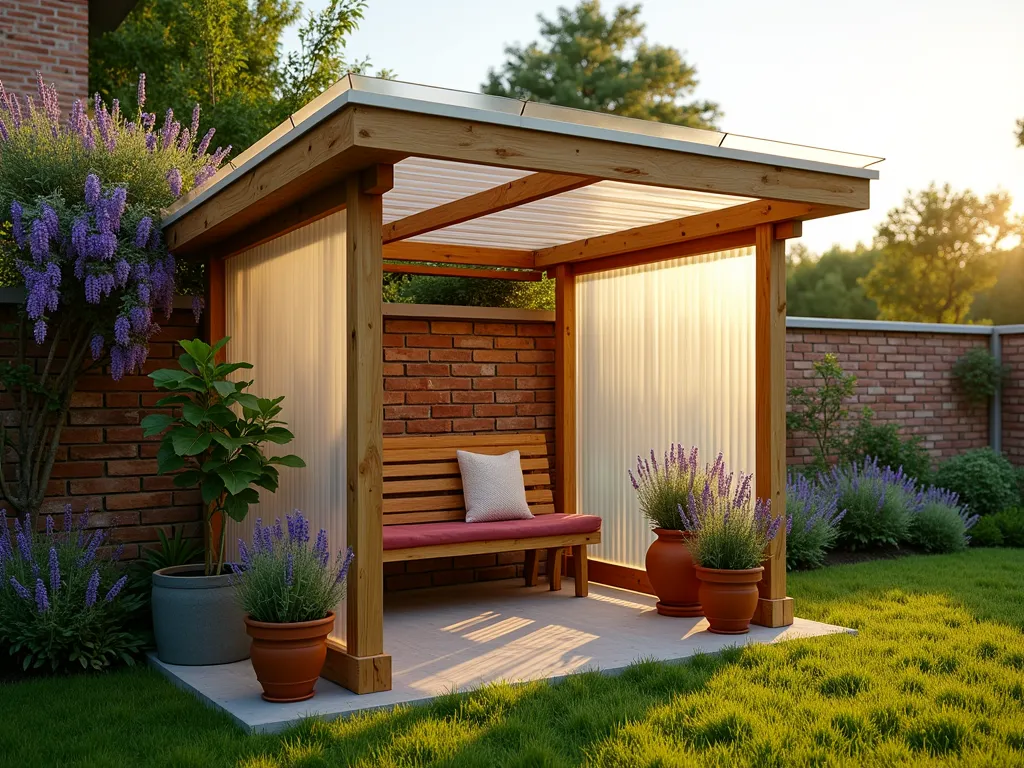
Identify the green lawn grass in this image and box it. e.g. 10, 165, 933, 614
2, 549, 1023, 767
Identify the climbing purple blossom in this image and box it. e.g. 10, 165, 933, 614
192, 295, 204, 324
137, 73, 146, 110
134, 217, 153, 248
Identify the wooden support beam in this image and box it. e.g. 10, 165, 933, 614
383, 241, 535, 269
573, 229, 755, 277
383, 263, 542, 281
361, 164, 394, 195
383, 172, 595, 244
752, 222, 793, 628
535, 200, 834, 269
351, 106, 872, 209
773, 220, 803, 240
322, 170, 391, 694
218, 184, 347, 260
203, 255, 226, 356
553, 264, 576, 517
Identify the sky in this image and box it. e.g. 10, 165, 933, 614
283, 0, 1024, 254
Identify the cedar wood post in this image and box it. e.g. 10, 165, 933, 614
752, 222, 793, 627
321, 166, 393, 693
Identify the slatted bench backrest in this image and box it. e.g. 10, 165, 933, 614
382, 433, 555, 526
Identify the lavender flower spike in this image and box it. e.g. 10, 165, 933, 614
10, 576, 31, 601
285, 553, 294, 587
104, 575, 128, 603
48, 546, 60, 592
34, 578, 50, 613
336, 546, 355, 585
85, 568, 100, 607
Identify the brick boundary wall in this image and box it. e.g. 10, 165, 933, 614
0, 0, 90, 111
1002, 331, 1024, 466
786, 323, 992, 466
1, 304, 203, 560
4, 303, 1024, 590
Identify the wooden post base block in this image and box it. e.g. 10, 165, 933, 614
751, 596, 795, 628
322, 641, 392, 694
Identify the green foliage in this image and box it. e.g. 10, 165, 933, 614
968, 515, 1004, 547
862, 184, 1018, 323
0, 509, 146, 673
786, 353, 858, 470
786, 243, 879, 320
129, 526, 203, 593
141, 337, 304, 576
234, 513, 351, 623
90, 0, 384, 155
842, 408, 932, 484
951, 347, 1007, 405
907, 499, 974, 554
934, 448, 1018, 517
483, 1, 720, 128
976, 508, 1024, 547
398, 274, 555, 310
969, 246, 1024, 324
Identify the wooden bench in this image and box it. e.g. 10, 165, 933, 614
382, 433, 601, 596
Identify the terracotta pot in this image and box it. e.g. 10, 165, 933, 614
244, 612, 335, 702
695, 566, 763, 634
645, 528, 702, 617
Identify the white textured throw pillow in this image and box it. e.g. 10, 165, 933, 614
457, 450, 534, 523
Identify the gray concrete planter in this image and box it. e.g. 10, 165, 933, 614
152, 564, 250, 665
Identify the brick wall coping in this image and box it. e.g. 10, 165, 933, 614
383, 303, 554, 323
787, 316, 1002, 335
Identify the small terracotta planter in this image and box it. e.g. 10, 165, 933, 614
244, 612, 335, 702
694, 566, 763, 634
645, 528, 702, 617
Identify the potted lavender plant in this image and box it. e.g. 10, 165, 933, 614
680, 459, 783, 634
628, 445, 708, 617
232, 512, 353, 703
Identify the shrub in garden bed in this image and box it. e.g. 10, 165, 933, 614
934, 449, 1018, 518
0, 506, 145, 673
969, 508, 1024, 548
822, 457, 923, 551
907, 487, 978, 553
785, 472, 845, 570
841, 408, 932, 486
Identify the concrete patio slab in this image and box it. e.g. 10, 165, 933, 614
150, 578, 853, 733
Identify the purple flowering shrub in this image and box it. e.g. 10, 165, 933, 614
0, 73, 230, 520
231, 512, 354, 624
679, 454, 782, 570
907, 486, 979, 554
628, 444, 710, 530
785, 471, 846, 570
0, 506, 145, 673
822, 457, 923, 551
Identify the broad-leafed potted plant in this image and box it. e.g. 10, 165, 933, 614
628, 445, 708, 617
680, 460, 783, 634
232, 512, 353, 702
141, 337, 304, 665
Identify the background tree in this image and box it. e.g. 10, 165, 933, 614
482, 1, 721, 128
970, 246, 1024, 324
90, 0, 383, 155
787, 243, 879, 319
861, 184, 1017, 323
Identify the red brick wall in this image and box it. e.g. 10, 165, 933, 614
0, 0, 89, 110
1, 307, 203, 558
1003, 332, 1024, 467
786, 326, 991, 467
382, 314, 555, 438
381, 310, 557, 590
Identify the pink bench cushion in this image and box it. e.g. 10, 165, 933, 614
383, 513, 602, 550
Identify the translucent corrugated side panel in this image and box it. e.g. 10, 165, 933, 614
576, 247, 756, 569
224, 211, 348, 641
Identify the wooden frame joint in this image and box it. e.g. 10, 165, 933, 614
360, 163, 394, 195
